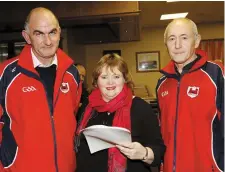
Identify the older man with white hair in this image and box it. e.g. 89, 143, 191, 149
156, 18, 224, 172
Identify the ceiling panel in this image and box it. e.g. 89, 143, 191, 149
139, 1, 224, 28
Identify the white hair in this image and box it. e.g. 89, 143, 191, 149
164, 18, 199, 44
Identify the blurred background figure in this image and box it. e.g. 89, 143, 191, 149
75, 63, 89, 122
75, 63, 86, 82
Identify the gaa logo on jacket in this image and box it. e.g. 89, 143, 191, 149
187, 86, 200, 98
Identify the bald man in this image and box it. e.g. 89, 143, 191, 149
0, 7, 81, 172
156, 18, 224, 172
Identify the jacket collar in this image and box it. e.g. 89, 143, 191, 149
160, 49, 208, 76
17, 44, 74, 75
31, 48, 58, 68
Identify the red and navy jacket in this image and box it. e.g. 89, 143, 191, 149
0, 45, 81, 172
156, 50, 224, 172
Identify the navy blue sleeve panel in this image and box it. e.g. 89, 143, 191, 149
204, 62, 224, 135
204, 62, 224, 171
216, 65, 224, 135
0, 60, 19, 167
67, 64, 82, 114
0, 73, 3, 123
0, 63, 5, 165
68, 64, 81, 87
215, 63, 224, 171
0, 64, 4, 152
0, 61, 7, 135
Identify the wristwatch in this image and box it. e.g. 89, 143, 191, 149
142, 147, 148, 160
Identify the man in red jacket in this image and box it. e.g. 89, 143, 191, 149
0, 7, 81, 172
156, 18, 224, 172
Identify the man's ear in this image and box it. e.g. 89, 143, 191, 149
58, 27, 61, 35
194, 34, 201, 48
22, 30, 31, 44
58, 27, 61, 41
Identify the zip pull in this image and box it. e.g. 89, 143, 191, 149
74, 134, 80, 153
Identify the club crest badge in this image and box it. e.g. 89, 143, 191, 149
60, 82, 69, 93
187, 86, 199, 98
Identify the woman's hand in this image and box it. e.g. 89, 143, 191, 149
116, 142, 154, 164
116, 142, 145, 160
116, 142, 153, 163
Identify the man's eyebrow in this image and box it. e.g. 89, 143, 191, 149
49, 28, 57, 33
168, 34, 175, 38
33, 30, 44, 35
32, 28, 58, 35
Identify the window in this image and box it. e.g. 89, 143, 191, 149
0, 43, 8, 63
0, 41, 26, 63
14, 42, 26, 56
198, 39, 224, 63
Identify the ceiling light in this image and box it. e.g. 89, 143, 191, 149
160, 12, 188, 20
166, 0, 180, 2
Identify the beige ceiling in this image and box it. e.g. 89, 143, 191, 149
139, 1, 224, 28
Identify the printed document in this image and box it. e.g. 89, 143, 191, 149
81, 125, 131, 153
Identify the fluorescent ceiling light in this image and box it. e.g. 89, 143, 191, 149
166, 0, 180, 2
160, 12, 188, 20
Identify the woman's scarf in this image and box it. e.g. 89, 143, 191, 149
77, 84, 133, 172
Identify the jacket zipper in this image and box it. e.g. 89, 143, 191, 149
17, 66, 59, 172
40, 79, 59, 172
43, 66, 76, 172
50, 116, 59, 172
50, 69, 69, 172
173, 79, 181, 172
18, 65, 76, 172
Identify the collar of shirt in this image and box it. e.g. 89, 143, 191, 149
31, 48, 58, 68
174, 54, 201, 76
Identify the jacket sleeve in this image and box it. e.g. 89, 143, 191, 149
74, 81, 82, 115
144, 103, 166, 167
215, 62, 224, 171
0, 109, 3, 171
0, 62, 4, 144
70, 64, 82, 115
131, 97, 166, 167
0, 64, 4, 170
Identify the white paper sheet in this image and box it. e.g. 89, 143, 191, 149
81, 125, 131, 154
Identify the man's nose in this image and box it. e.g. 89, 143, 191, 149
175, 38, 181, 49
44, 35, 52, 46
